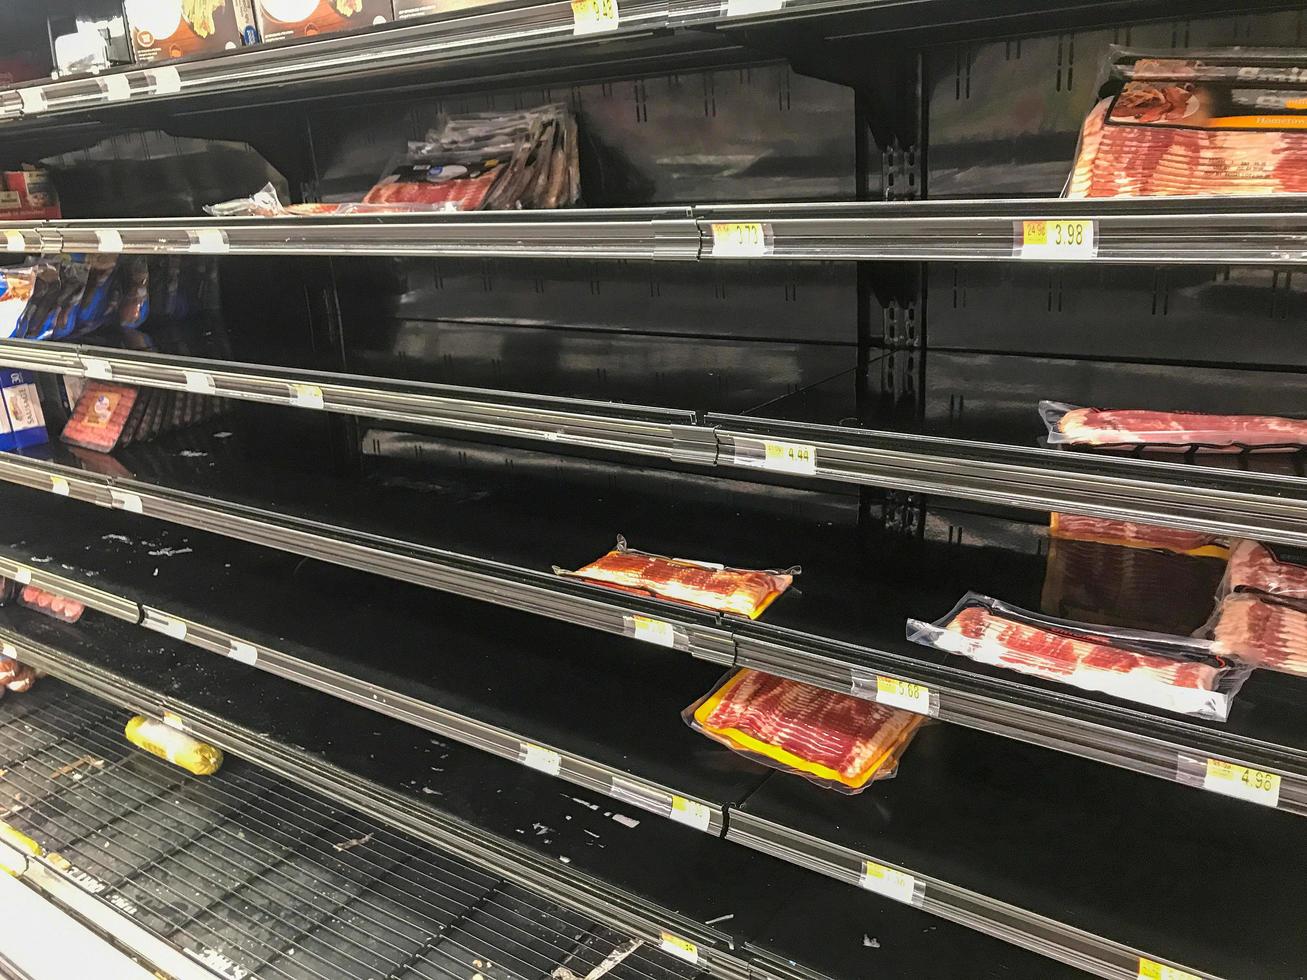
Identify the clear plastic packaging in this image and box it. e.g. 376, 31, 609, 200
1040, 399, 1307, 452
0, 655, 38, 695
1048, 513, 1229, 558
204, 181, 468, 217
1202, 592, 1307, 678
1220, 539, 1307, 604
908, 593, 1250, 720
1067, 47, 1307, 198
554, 536, 797, 619
16, 583, 85, 624
684, 669, 925, 794
0, 267, 35, 340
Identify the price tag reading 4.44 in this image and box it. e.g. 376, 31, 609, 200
710, 221, 772, 257
1203, 758, 1281, 807
762, 439, 816, 475
875, 677, 933, 716
1018, 219, 1096, 260
571, 0, 619, 35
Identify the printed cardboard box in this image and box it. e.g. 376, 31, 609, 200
392, 0, 502, 20
124, 0, 260, 62
254, 0, 390, 43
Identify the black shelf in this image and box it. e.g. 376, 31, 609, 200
729, 722, 1307, 980
0, 614, 1071, 980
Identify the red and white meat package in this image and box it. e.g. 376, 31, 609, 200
1040, 400, 1307, 453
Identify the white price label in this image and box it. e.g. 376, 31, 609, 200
290, 383, 324, 410
228, 640, 259, 666
669, 795, 712, 832
2, 643, 16, 660
628, 615, 676, 648
859, 860, 918, 905
3, 231, 24, 253
81, 357, 114, 380
50, 476, 71, 496
1202, 759, 1281, 807
188, 228, 230, 254
724, 0, 785, 14
110, 489, 144, 514
162, 710, 186, 731
710, 221, 772, 257
875, 677, 933, 716
183, 370, 216, 394
144, 609, 187, 640
102, 74, 132, 102
520, 743, 562, 776
1138, 958, 1201, 980
762, 439, 816, 475
17, 87, 47, 115
658, 933, 698, 965
12, 568, 31, 585
571, 0, 619, 34
1018, 219, 1096, 260
94, 229, 124, 253
149, 66, 182, 95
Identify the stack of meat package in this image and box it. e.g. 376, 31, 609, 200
1067, 50, 1307, 198
1205, 541, 1307, 678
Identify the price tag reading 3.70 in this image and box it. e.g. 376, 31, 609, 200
1018, 219, 1096, 260
710, 221, 773, 257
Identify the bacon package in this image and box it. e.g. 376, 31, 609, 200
1067, 49, 1307, 198
908, 593, 1250, 719
554, 536, 797, 619
1204, 592, 1307, 678
1221, 539, 1307, 604
685, 669, 924, 793
1040, 400, 1307, 452
1049, 513, 1229, 559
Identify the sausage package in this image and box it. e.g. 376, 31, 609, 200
62, 381, 138, 452
684, 669, 925, 794
0, 655, 39, 695
1049, 513, 1229, 559
554, 536, 797, 619
908, 593, 1251, 720
16, 584, 86, 624
1068, 48, 1307, 198
1040, 400, 1307, 452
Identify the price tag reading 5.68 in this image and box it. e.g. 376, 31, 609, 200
876, 677, 934, 716
1203, 758, 1281, 807
571, 0, 619, 34
1018, 219, 1096, 260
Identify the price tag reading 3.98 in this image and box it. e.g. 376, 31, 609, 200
1018, 219, 1096, 260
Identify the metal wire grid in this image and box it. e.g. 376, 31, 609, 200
0, 683, 704, 980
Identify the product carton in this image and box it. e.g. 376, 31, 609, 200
0, 170, 62, 222
124, 0, 260, 62
253, 0, 390, 43
391, 0, 500, 19
0, 370, 49, 452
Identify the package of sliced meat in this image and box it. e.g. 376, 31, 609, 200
908, 593, 1250, 719
16, 584, 85, 624
1048, 513, 1229, 558
555, 536, 797, 619
1066, 48, 1307, 198
1219, 540, 1307, 605
1040, 400, 1307, 452
0, 655, 38, 695
1202, 592, 1307, 678
61, 381, 138, 453
0, 267, 34, 340
685, 669, 925, 793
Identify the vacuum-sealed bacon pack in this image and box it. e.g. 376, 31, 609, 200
555, 536, 797, 619
1048, 513, 1229, 559
908, 593, 1250, 720
684, 669, 925, 794
1067, 49, 1307, 198
1198, 540, 1307, 677
1040, 400, 1307, 453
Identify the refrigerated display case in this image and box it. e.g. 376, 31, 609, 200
0, 2, 1304, 978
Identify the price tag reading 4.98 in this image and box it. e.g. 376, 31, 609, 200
1203, 758, 1281, 807
1019, 219, 1096, 260
571, 0, 619, 34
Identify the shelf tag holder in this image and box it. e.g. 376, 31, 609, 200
1015, 219, 1096, 260
658, 932, 699, 964
859, 859, 921, 906
623, 614, 679, 649
519, 742, 562, 776
1138, 957, 1201, 980
709, 221, 774, 257
731, 436, 817, 475
571, 0, 619, 35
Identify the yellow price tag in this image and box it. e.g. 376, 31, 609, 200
658, 932, 698, 964
1019, 219, 1095, 259
1203, 759, 1281, 807
876, 677, 933, 716
1138, 957, 1201, 980
669, 795, 712, 832
290, 383, 324, 409
49, 476, 70, 497
762, 439, 816, 475
628, 615, 676, 648
859, 860, 917, 904
571, 0, 619, 34
710, 221, 770, 256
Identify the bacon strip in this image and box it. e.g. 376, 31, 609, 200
1050, 513, 1228, 557
1055, 406, 1307, 451
1210, 593, 1307, 677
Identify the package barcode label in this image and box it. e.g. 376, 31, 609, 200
876, 677, 934, 716
520, 743, 562, 776
290, 383, 325, 409
710, 221, 773, 256
859, 859, 918, 904
1138, 957, 1201, 980
669, 795, 712, 832
571, 0, 619, 35
1203, 758, 1281, 807
1017, 219, 1096, 259
3, 231, 24, 253
628, 615, 676, 648
49, 476, 70, 496
658, 932, 698, 964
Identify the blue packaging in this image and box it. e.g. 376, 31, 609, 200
0, 369, 48, 451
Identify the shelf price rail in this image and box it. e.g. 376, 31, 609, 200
0, 474, 1301, 823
